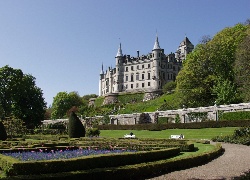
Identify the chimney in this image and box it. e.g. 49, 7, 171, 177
137, 50, 139, 57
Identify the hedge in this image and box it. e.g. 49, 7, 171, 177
96, 120, 250, 130
1, 144, 223, 180
0, 148, 180, 176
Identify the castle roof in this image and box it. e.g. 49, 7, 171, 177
116, 43, 123, 57
181, 36, 193, 45
153, 35, 161, 50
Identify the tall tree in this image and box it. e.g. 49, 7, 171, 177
176, 23, 249, 107
234, 28, 250, 101
51, 91, 83, 119
0, 65, 46, 128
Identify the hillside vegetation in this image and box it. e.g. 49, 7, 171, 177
93, 92, 179, 115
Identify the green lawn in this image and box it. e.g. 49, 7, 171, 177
100, 127, 237, 139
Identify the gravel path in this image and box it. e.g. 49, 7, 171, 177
147, 143, 250, 180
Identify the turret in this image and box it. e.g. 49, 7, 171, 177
175, 36, 194, 61
152, 35, 161, 90
114, 43, 123, 93
99, 63, 104, 96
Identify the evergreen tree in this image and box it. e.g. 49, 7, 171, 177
68, 111, 85, 138
0, 121, 7, 140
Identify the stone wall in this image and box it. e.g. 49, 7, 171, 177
43, 103, 250, 126
103, 93, 118, 105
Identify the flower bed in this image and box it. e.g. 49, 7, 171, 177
2, 148, 135, 161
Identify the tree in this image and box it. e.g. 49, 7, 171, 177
212, 79, 239, 105
0, 66, 46, 128
162, 81, 176, 94
51, 91, 83, 119
234, 29, 250, 102
68, 111, 85, 138
176, 23, 249, 108
0, 121, 7, 140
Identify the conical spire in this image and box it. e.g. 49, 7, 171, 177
100, 63, 104, 74
153, 34, 161, 50
116, 43, 123, 57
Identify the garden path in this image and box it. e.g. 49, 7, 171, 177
147, 142, 250, 180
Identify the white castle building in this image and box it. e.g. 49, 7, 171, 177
99, 35, 194, 98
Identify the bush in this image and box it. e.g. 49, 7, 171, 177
47, 122, 66, 130
2, 118, 27, 138
212, 126, 250, 145
158, 117, 172, 124
68, 112, 85, 138
96, 120, 250, 130
0, 121, 7, 140
86, 128, 100, 137
138, 113, 151, 124
220, 111, 250, 121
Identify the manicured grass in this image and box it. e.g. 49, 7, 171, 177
100, 127, 237, 139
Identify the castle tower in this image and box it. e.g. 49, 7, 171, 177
152, 35, 161, 90
99, 63, 104, 96
114, 43, 123, 93
175, 36, 194, 62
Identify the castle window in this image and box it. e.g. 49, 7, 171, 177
136, 74, 139, 80
173, 66, 176, 71
168, 74, 169, 80
137, 65, 139, 69
148, 82, 150, 86
142, 65, 144, 69
126, 67, 128, 72
131, 66, 134, 71
131, 75, 134, 82
142, 83, 144, 88
148, 64, 150, 68
131, 84, 133, 89
126, 76, 128, 81
148, 73, 150, 79
126, 84, 128, 89
136, 83, 139, 88
142, 74, 144, 80
171, 74, 173, 79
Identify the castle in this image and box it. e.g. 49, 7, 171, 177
99, 35, 194, 101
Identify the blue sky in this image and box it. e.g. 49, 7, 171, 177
0, 0, 249, 107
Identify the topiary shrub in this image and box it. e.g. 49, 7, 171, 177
0, 121, 7, 140
68, 111, 85, 138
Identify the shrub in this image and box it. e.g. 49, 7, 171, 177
212, 126, 250, 145
0, 121, 7, 140
68, 112, 85, 138
86, 128, 100, 137
158, 117, 171, 124
220, 111, 250, 121
175, 114, 181, 123
138, 113, 151, 124
2, 118, 27, 138
47, 122, 67, 130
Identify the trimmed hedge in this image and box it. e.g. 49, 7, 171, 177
1, 144, 223, 180
96, 120, 250, 130
0, 148, 180, 176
